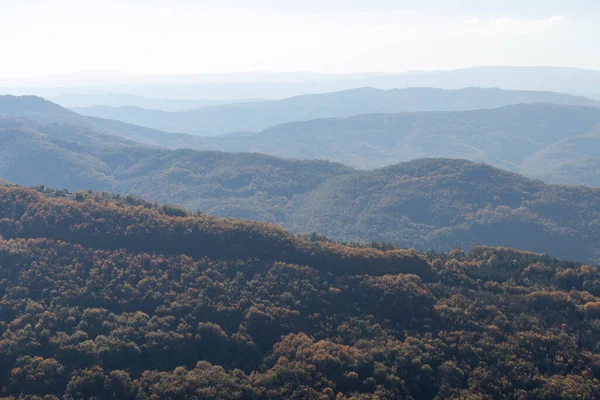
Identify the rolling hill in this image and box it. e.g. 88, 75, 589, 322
71, 87, 599, 136
0, 95, 205, 149
0, 116, 353, 219
5, 97, 600, 187
2, 118, 600, 264
0, 94, 73, 115
196, 103, 600, 185
285, 158, 600, 263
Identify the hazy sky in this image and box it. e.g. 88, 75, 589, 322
1, 0, 598, 80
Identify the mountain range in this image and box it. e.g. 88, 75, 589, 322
2, 115, 600, 264
50, 93, 259, 111
7, 66, 600, 101
71, 86, 599, 136
4, 69, 600, 398
5, 93, 600, 188
199, 103, 600, 185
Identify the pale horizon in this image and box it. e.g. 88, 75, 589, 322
4, 65, 600, 89
2, 0, 600, 82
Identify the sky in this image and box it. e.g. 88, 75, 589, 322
0, 0, 598, 82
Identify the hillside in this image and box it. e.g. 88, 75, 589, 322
0, 116, 138, 148
6, 96, 600, 187
285, 159, 600, 263
1, 184, 600, 398
71, 87, 599, 136
197, 103, 600, 182
0, 95, 74, 115
0, 95, 206, 149
0, 117, 141, 190
0, 117, 352, 220
2, 121, 600, 264
519, 133, 600, 187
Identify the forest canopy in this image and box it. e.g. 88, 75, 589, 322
0, 184, 599, 399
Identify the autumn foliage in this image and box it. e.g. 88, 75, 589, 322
0, 185, 599, 399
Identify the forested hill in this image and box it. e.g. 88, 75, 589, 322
198, 103, 600, 181
3, 118, 600, 264
0, 185, 428, 276
1, 183, 600, 398
71, 86, 599, 136
0, 116, 352, 221
286, 158, 600, 264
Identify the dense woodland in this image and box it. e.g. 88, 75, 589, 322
2, 120, 600, 264
286, 159, 600, 264
0, 184, 599, 398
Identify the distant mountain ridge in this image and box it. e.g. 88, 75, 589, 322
49, 93, 262, 111
190, 102, 600, 187
5, 95, 600, 187
71, 86, 599, 136
7, 66, 600, 100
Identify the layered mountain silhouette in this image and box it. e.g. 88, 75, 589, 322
14, 66, 600, 100
0, 95, 201, 148
2, 115, 600, 264
71, 87, 599, 136
5, 94, 600, 187
191, 103, 600, 186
